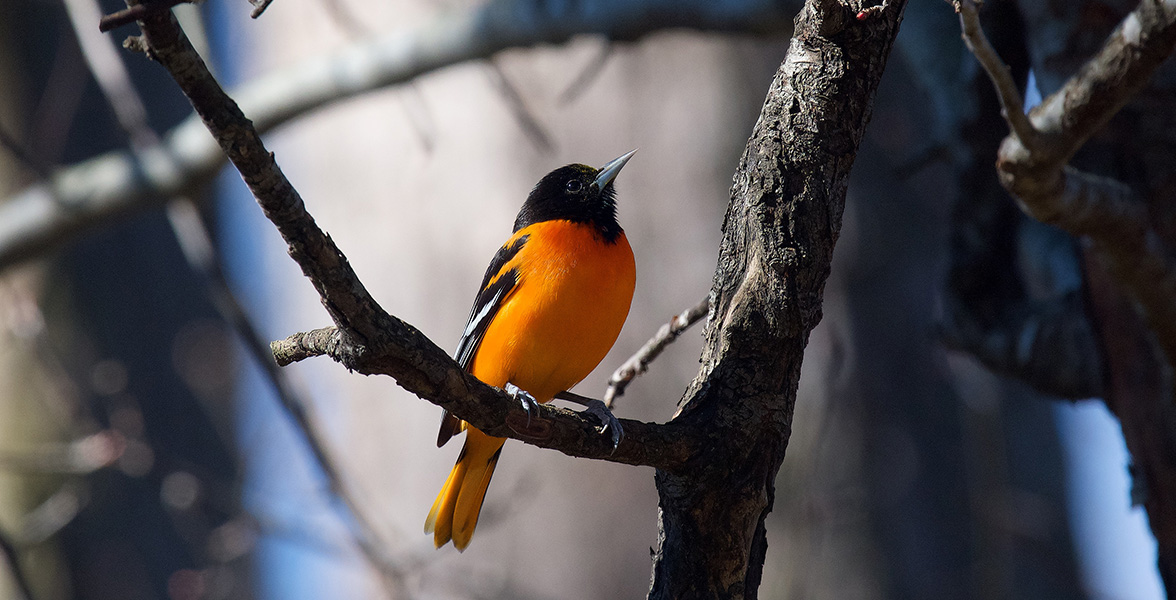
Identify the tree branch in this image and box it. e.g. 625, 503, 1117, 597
132, 0, 903, 595
650, 0, 907, 596
959, 0, 1176, 590
955, 0, 1037, 147
98, 0, 192, 33
603, 296, 709, 409
940, 10, 1104, 400
979, 0, 1176, 364
133, 7, 700, 473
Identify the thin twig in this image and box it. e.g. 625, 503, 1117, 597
955, 0, 1037, 147
604, 297, 709, 409
66, 0, 158, 150
99, 0, 192, 32
249, 0, 273, 19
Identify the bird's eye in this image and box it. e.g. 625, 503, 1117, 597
565, 180, 583, 192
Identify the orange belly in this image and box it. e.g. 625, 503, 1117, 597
468, 220, 636, 402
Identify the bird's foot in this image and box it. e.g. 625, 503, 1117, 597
585, 400, 623, 451
504, 382, 540, 428
555, 391, 623, 451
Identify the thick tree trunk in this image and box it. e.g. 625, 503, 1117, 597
647, 2, 906, 597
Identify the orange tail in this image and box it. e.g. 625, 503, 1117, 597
424, 427, 505, 551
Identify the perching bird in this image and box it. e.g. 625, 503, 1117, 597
424, 150, 638, 551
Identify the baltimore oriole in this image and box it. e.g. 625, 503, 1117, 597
424, 150, 638, 551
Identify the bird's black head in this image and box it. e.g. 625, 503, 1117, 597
513, 150, 636, 243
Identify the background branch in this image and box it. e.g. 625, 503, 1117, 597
987, 1, 1176, 342
0, 0, 796, 271
971, 1, 1176, 364
63, 0, 412, 591
956, 0, 1036, 146
960, 0, 1176, 590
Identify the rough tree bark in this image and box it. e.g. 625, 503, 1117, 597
648, 2, 905, 597
128, 0, 906, 597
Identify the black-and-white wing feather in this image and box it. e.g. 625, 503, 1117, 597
437, 234, 529, 447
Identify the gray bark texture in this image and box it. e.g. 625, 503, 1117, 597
649, 2, 906, 597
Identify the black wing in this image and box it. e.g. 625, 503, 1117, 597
437, 234, 529, 447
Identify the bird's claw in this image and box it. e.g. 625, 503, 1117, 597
504, 382, 540, 428
583, 399, 623, 451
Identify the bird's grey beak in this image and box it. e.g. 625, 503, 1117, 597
594, 149, 637, 190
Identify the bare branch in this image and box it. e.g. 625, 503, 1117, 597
271, 325, 696, 470
271, 326, 343, 366
1047, 168, 1176, 364
939, 36, 1105, 401
132, 8, 699, 472
249, 0, 273, 19
1020, 1, 1176, 165
960, 2, 1176, 586
99, 0, 193, 33
650, 0, 908, 594
955, 0, 1038, 146
604, 296, 709, 409
965, 0, 1176, 363
0, 0, 795, 270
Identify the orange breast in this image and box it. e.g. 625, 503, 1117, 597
469, 220, 636, 402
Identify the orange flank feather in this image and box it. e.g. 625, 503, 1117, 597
425, 220, 636, 551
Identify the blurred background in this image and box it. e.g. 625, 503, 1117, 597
0, 0, 1168, 598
